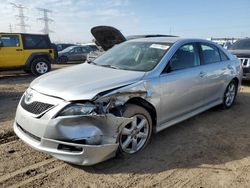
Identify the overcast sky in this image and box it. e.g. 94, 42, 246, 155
0, 0, 250, 43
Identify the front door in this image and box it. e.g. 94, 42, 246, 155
159, 43, 205, 125
0, 34, 24, 68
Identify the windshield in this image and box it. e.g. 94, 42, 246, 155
61, 46, 76, 53
92, 41, 171, 71
230, 39, 250, 50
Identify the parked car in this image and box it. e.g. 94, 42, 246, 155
58, 45, 97, 63
14, 37, 242, 166
0, 33, 57, 75
87, 26, 177, 62
81, 43, 98, 51
229, 38, 250, 80
56, 43, 75, 52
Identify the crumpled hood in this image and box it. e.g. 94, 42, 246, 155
30, 63, 145, 101
229, 50, 250, 58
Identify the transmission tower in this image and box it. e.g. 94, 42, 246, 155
37, 8, 54, 34
10, 3, 29, 33
9, 24, 13, 33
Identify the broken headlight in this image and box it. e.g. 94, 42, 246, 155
58, 103, 96, 116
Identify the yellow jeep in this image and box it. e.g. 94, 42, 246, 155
0, 33, 57, 76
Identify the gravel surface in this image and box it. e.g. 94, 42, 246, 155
0, 65, 250, 187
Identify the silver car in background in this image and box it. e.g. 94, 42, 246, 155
14, 37, 242, 165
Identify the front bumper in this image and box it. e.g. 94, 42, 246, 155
14, 122, 118, 165
13, 89, 132, 165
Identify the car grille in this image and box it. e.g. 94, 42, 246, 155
21, 97, 54, 115
239, 58, 249, 67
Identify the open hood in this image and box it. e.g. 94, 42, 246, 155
91, 26, 126, 51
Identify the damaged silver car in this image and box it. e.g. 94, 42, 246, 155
14, 37, 242, 165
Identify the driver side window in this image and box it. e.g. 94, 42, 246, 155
166, 43, 200, 72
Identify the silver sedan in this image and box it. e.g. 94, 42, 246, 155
14, 37, 242, 165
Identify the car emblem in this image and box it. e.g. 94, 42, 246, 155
25, 92, 33, 104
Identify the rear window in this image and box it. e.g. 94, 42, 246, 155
22, 34, 51, 49
200, 43, 220, 64
1, 35, 20, 47
219, 49, 229, 61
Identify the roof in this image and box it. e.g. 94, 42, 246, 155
0, 32, 48, 36
127, 37, 219, 45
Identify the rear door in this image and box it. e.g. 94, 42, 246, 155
68, 47, 81, 61
198, 43, 228, 105
69, 47, 87, 61
159, 43, 206, 124
0, 34, 24, 68
80, 46, 91, 61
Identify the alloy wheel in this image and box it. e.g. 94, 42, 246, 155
119, 114, 150, 154
225, 82, 236, 107
35, 62, 48, 74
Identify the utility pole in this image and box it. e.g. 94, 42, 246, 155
10, 3, 29, 33
37, 8, 54, 34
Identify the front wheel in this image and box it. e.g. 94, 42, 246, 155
118, 104, 152, 155
222, 80, 237, 109
31, 58, 51, 76
59, 56, 68, 64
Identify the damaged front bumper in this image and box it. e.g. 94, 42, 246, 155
14, 122, 118, 165
14, 93, 133, 165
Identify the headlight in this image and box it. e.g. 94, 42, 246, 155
58, 103, 96, 116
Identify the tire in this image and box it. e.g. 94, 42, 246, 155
118, 104, 152, 155
222, 80, 237, 109
30, 58, 51, 76
59, 56, 68, 64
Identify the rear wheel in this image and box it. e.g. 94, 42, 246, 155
222, 80, 237, 109
118, 104, 152, 155
31, 58, 51, 76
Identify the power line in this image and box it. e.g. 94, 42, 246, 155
10, 2, 29, 33
37, 8, 54, 34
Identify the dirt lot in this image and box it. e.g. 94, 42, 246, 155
0, 64, 250, 188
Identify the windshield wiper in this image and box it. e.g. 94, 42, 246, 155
100, 64, 120, 70
88, 60, 97, 65
89, 62, 121, 69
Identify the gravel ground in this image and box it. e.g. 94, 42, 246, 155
0, 64, 250, 188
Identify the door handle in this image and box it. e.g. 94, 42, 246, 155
199, 71, 207, 78
16, 49, 22, 51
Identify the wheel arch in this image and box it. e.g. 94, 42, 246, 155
125, 97, 157, 131
231, 77, 240, 94
25, 52, 52, 70
232, 77, 239, 86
